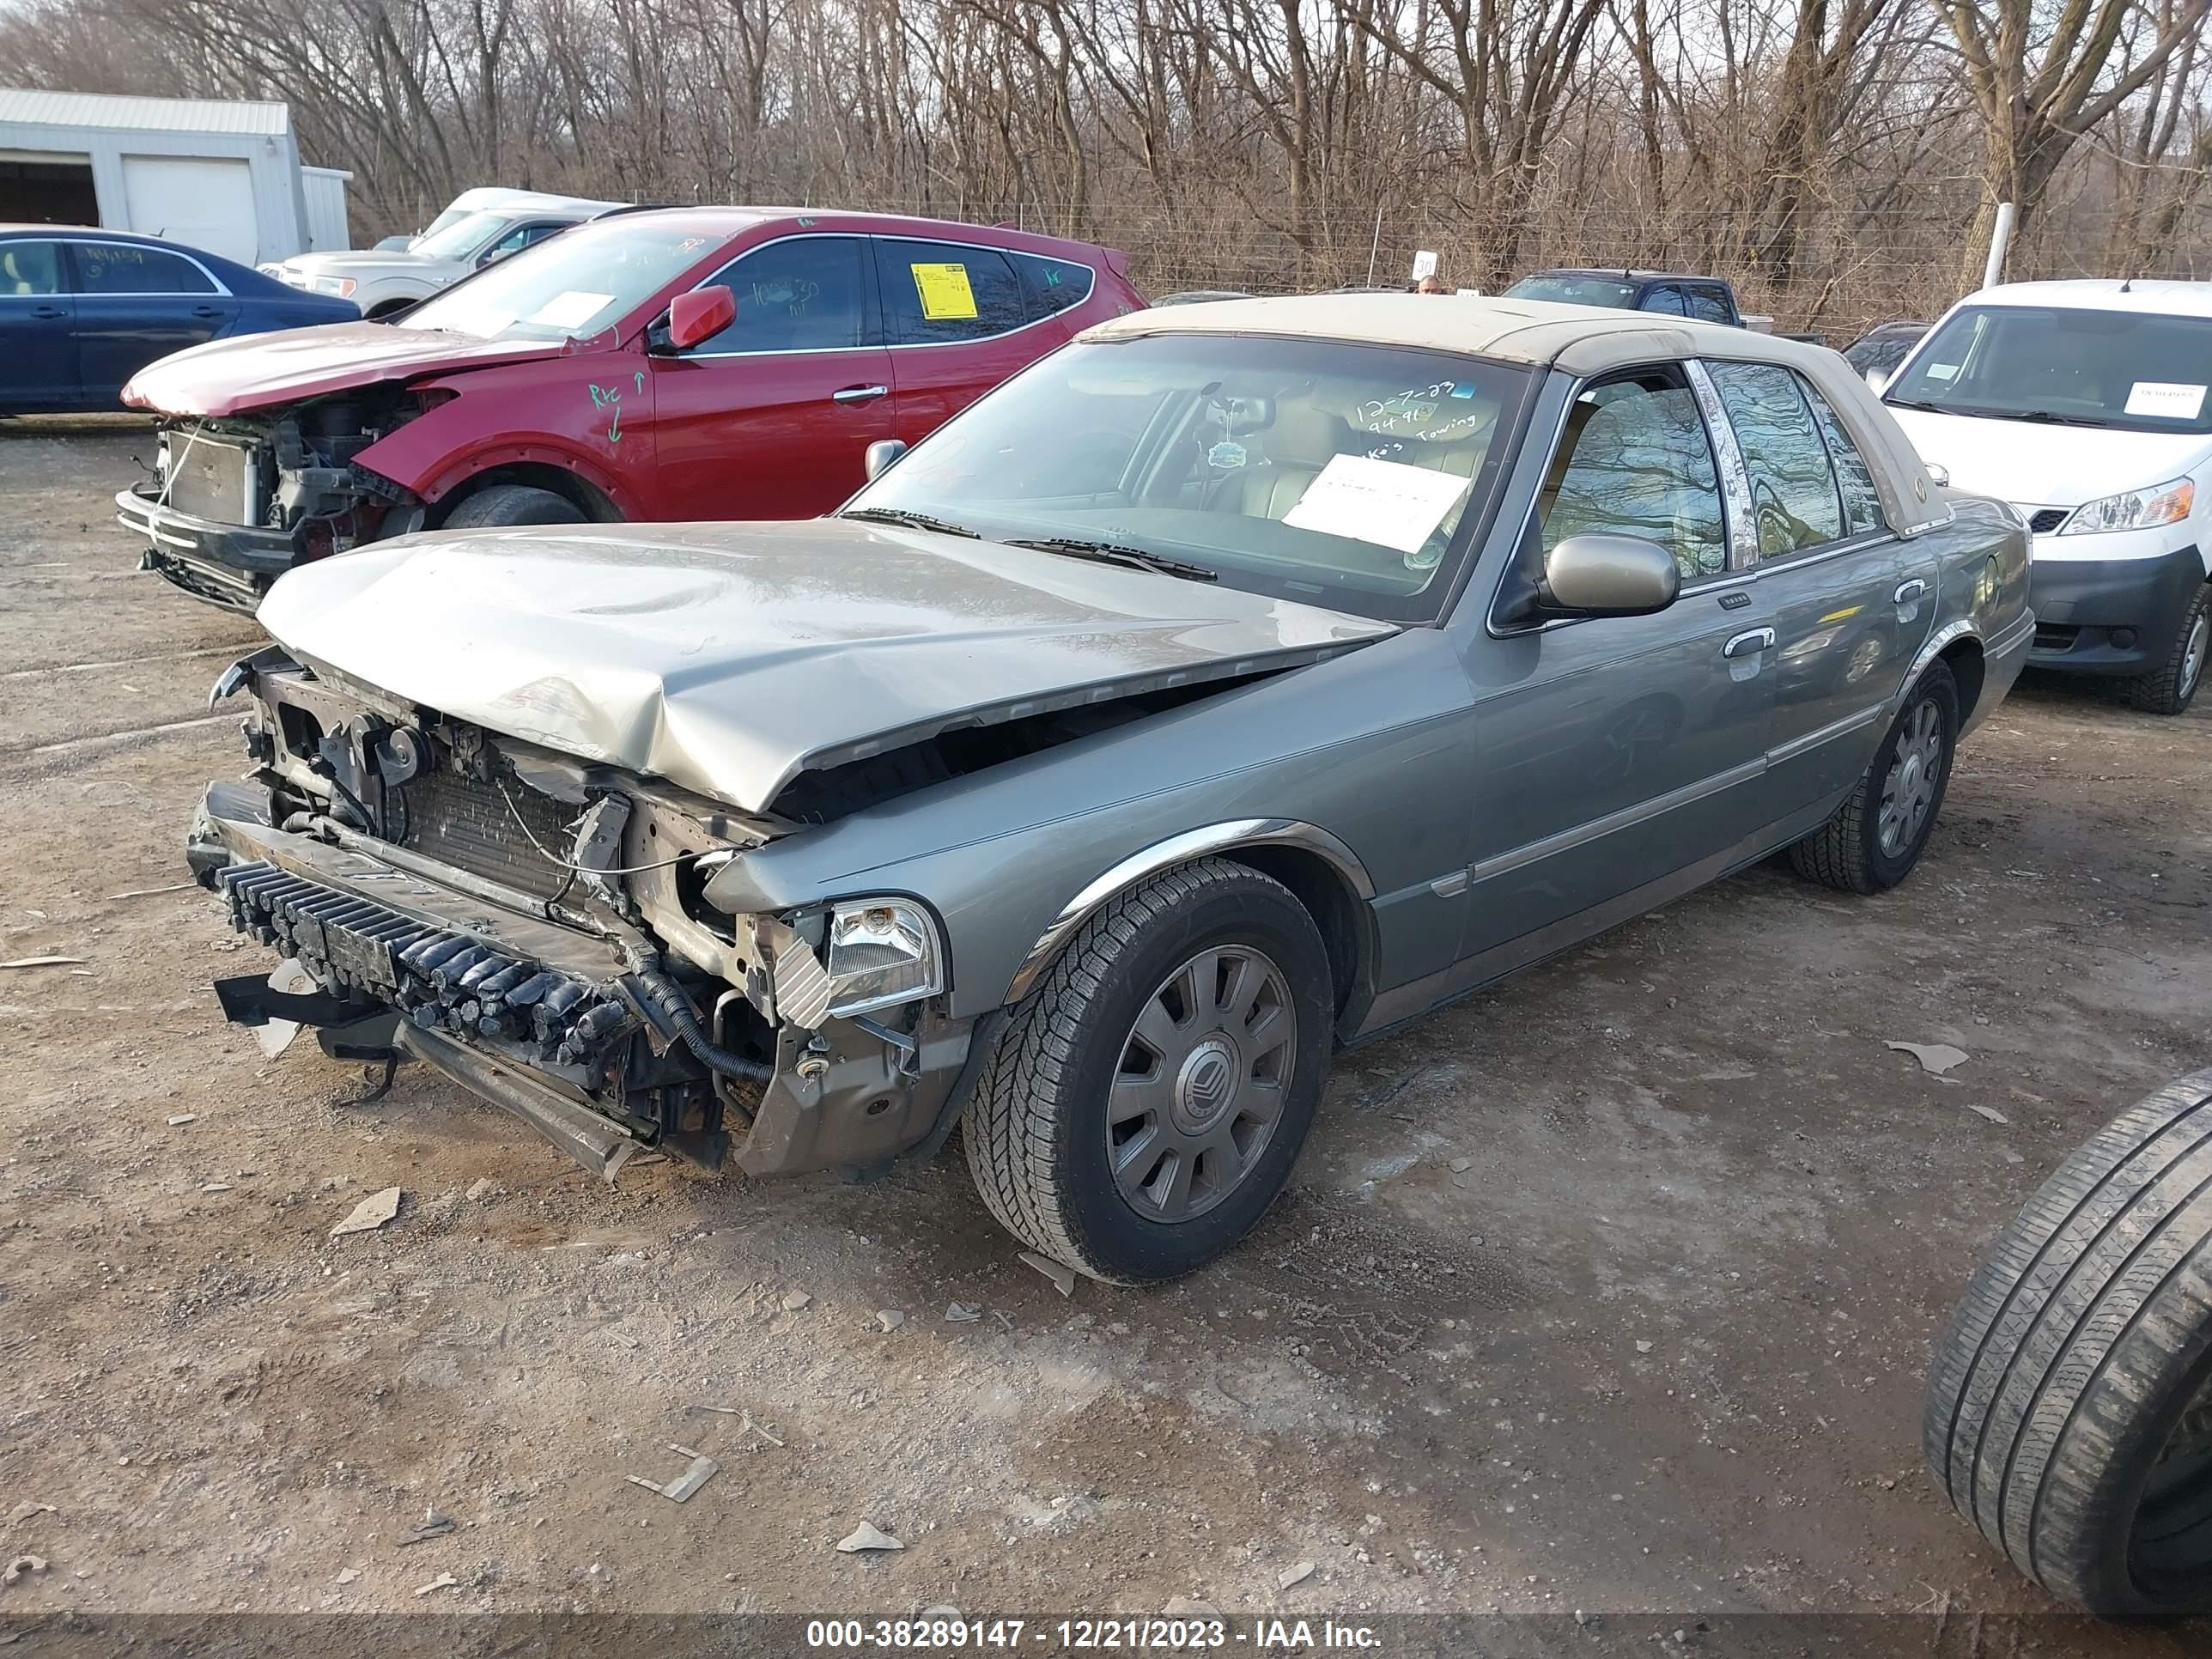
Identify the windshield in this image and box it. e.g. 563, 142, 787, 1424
841, 333, 1529, 622
403, 219, 725, 343
1504, 274, 1639, 309
411, 210, 515, 264
1886, 304, 2212, 434
416, 206, 474, 244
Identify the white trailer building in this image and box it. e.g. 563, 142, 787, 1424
0, 89, 348, 265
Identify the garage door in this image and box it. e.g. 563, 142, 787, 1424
118, 155, 258, 264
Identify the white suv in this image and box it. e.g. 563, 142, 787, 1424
264, 190, 625, 319
1884, 280, 2212, 713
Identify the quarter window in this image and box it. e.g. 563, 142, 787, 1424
0, 240, 63, 295
1798, 379, 1886, 535
1706, 360, 1844, 558
877, 240, 1027, 343
68, 242, 215, 295
1012, 252, 1092, 317
690, 236, 866, 354
1539, 368, 1729, 580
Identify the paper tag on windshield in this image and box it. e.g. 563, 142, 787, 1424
529, 290, 615, 329
1282, 454, 1469, 555
1923, 363, 1958, 380
911, 263, 978, 320
2124, 381, 2207, 420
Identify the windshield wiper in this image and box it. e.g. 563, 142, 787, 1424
1884, 398, 1946, 413
841, 507, 980, 538
1006, 538, 1219, 583
1990, 409, 2107, 428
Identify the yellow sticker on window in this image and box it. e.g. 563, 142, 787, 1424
911, 262, 978, 321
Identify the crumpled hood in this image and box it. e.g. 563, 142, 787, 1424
124, 321, 565, 417
1887, 405, 2212, 507
257, 518, 1395, 815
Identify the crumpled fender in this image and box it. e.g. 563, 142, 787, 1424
351, 347, 657, 516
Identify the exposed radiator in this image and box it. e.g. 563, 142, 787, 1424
398, 769, 576, 899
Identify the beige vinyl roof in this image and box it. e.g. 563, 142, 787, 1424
1083, 292, 1952, 535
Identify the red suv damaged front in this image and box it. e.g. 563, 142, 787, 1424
115, 206, 1143, 610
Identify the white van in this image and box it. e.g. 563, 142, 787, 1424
1884, 280, 2212, 713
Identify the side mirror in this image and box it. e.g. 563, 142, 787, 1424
1865, 368, 1893, 394
1542, 532, 1680, 617
863, 439, 908, 480
665, 286, 735, 352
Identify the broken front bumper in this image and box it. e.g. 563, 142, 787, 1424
187, 781, 980, 1180
117, 484, 295, 612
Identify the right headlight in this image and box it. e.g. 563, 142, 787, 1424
2059, 477, 2194, 535
821, 897, 945, 1018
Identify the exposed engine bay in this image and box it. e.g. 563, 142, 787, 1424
155, 391, 428, 553
188, 647, 979, 1182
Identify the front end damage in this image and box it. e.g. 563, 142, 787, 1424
188, 648, 978, 1181
118, 394, 429, 611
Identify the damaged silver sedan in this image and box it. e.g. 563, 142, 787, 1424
189, 295, 2031, 1281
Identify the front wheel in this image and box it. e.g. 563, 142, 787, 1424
440, 483, 588, 529
962, 858, 1333, 1284
2121, 582, 2210, 715
1789, 659, 1958, 893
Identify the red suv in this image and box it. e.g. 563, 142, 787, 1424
116, 208, 1143, 609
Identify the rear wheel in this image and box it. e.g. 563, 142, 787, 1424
440, 483, 588, 529
1789, 659, 1958, 893
2121, 583, 2210, 715
963, 858, 1332, 1284
1923, 1066, 2212, 1617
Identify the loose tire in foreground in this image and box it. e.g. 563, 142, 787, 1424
963, 858, 1332, 1285
1923, 1066, 2212, 1617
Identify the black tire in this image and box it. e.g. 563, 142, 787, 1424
1923, 1066, 2212, 1618
2121, 583, 2210, 716
1788, 659, 1958, 893
440, 483, 588, 529
963, 858, 1332, 1285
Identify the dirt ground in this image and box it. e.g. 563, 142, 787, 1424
2, 420, 2208, 1647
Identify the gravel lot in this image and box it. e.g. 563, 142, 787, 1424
2, 420, 2208, 1648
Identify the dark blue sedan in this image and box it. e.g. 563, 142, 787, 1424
0, 227, 360, 416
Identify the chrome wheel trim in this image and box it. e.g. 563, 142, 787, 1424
1107, 944, 1296, 1224
1877, 697, 1944, 858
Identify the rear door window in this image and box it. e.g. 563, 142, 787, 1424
0, 240, 64, 295
1685, 286, 1732, 325
876, 240, 1028, 343
1706, 361, 1845, 558
689, 235, 868, 354
68, 242, 216, 295
1012, 252, 1093, 317
1640, 285, 1687, 316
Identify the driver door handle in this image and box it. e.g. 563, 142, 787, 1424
1723, 627, 1776, 659
831, 384, 889, 404
1894, 578, 1928, 605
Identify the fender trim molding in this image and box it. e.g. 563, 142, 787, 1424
1002, 819, 1376, 1004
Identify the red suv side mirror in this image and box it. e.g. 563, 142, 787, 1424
666, 286, 735, 350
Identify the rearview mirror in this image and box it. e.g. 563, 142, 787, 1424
1542, 533, 1680, 617
864, 439, 908, 480
666, 286, 736, 351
